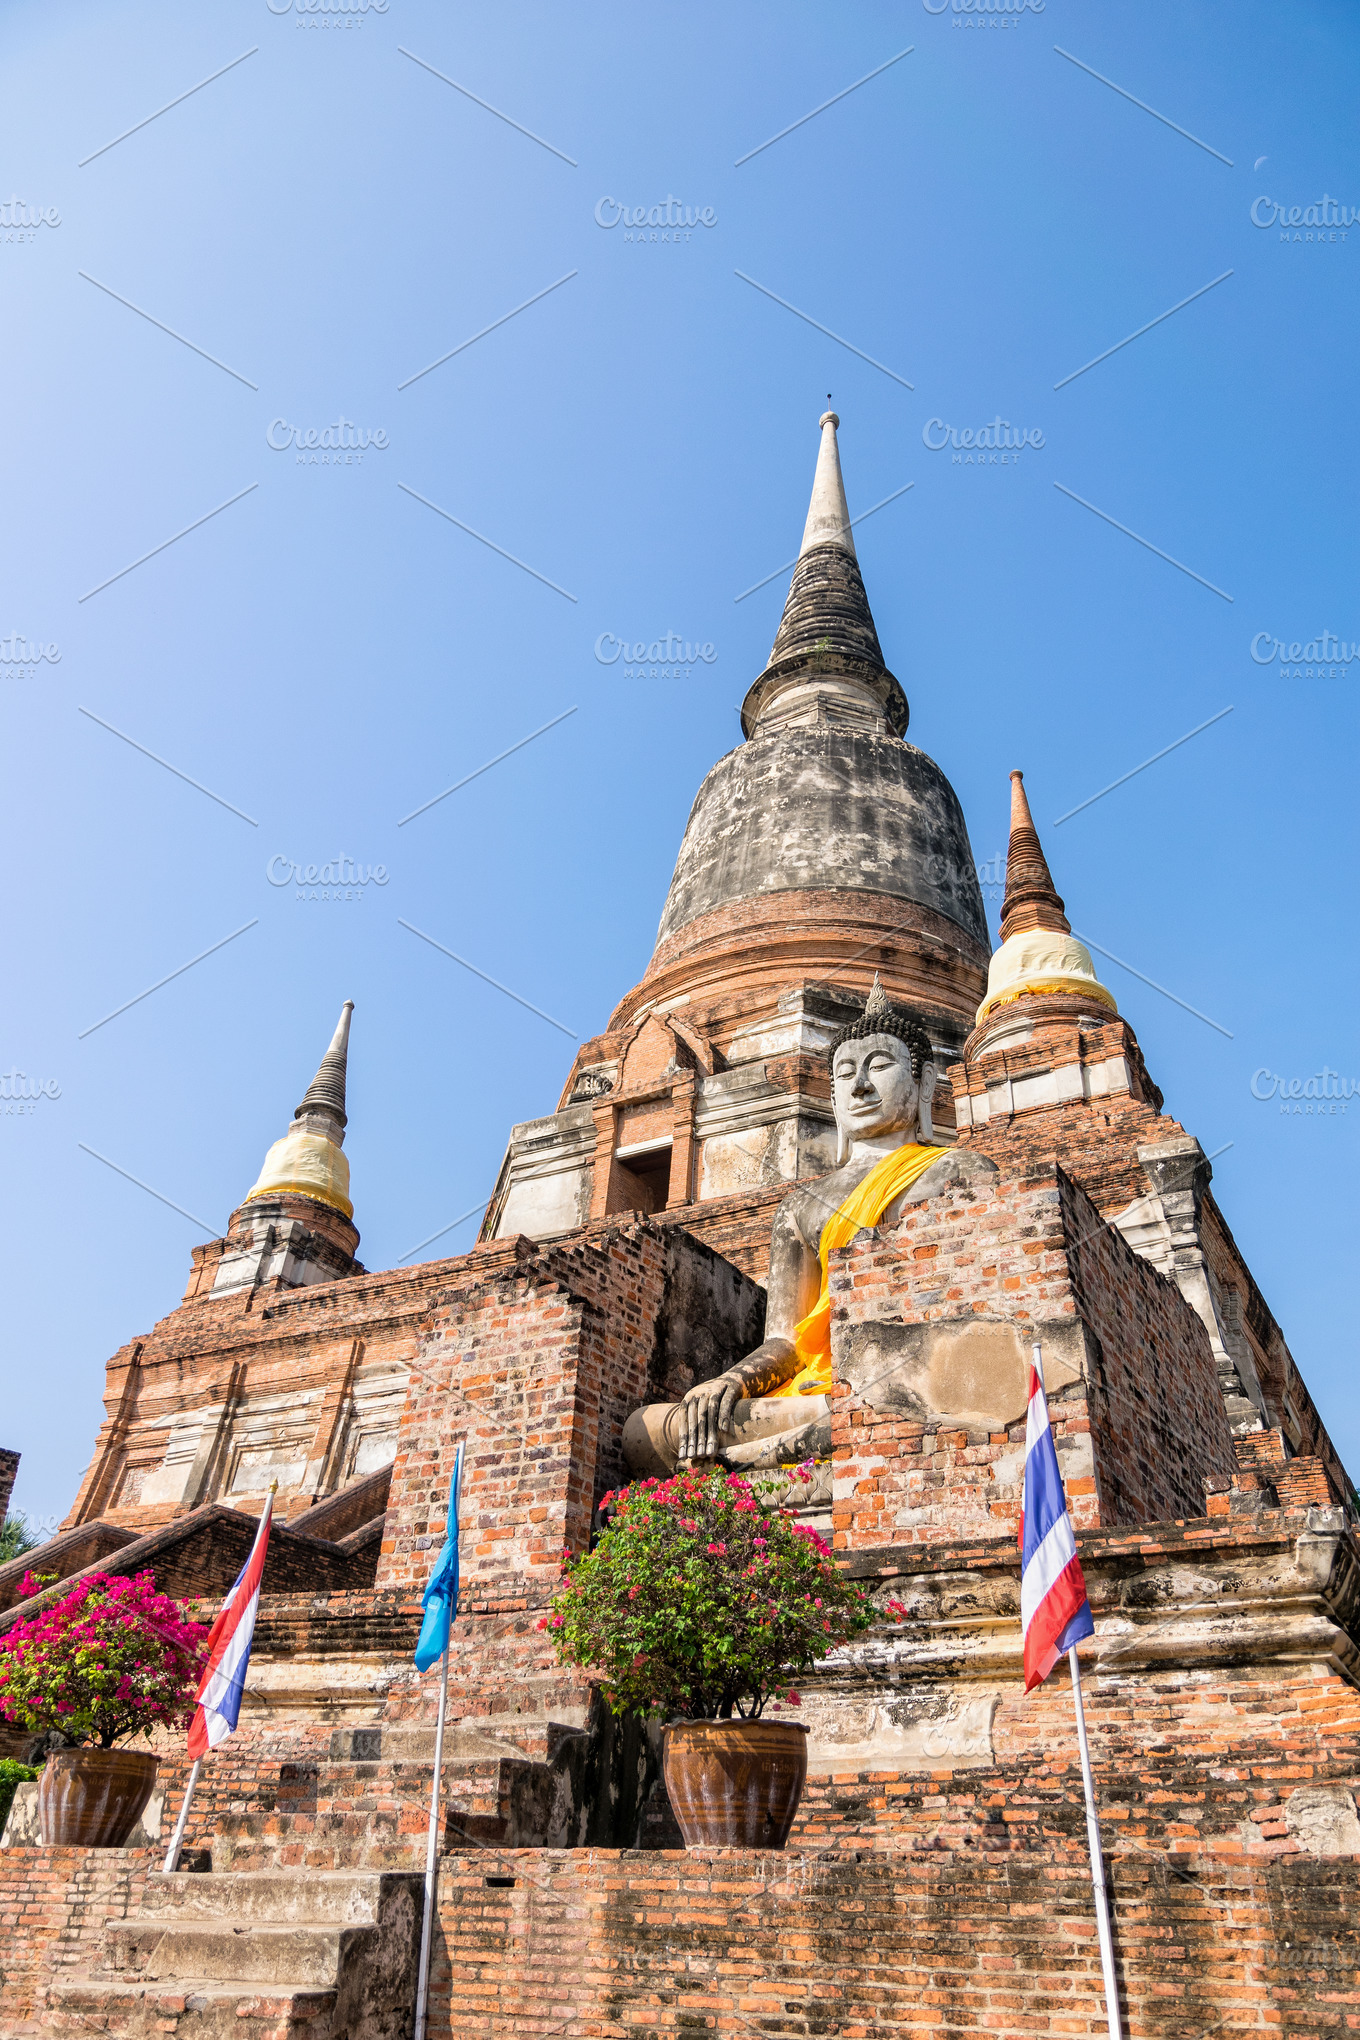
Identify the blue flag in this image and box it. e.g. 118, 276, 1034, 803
414, 1443, 464, 1673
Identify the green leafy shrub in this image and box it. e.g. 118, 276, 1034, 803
541, 1464, 875, 1720
0, 1758, 36, 1832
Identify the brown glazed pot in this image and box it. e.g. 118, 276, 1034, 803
37, 1747, 159, 1847
662, 1718, 809, 1849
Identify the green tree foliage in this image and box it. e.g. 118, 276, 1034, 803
0, 1515, 40, 1565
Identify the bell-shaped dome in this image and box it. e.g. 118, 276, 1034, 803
657, 724, 988, 952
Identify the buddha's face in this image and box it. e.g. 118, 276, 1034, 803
831, 1033, 935, 1149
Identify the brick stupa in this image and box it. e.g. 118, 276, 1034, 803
3, 415, 1357, 2037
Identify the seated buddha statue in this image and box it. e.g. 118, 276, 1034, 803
622, 978, 997, 1475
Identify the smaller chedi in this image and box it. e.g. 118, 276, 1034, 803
623, 977, 995, 1475
975, 770, 1114, 1024
244, 999, 356, 1218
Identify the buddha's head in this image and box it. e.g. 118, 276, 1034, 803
828, 979, 936, 1159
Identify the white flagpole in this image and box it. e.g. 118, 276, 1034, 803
413, 1445, 461, 2040
161, 1756, 202, 1874
1068, 1646, 1122, 2040
413, 1636, 450, 2040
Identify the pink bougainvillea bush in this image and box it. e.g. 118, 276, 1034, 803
541, 1465, 875, 1721
0, 1571, 209, 1749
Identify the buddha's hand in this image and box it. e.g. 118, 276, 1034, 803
676, 1340, 797, 1462
677, 1375, 740, 1463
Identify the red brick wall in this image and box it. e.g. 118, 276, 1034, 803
1059, 1169, 1237, 1526
60, 1237, 547, 1539
0, 1845, 152, 2029
1202, 1196, 1354, 1505
378, 1230, 668, 1604
378, 1278, 584, 1602
430, 1840, 1359, 2040
830, 1165, 1234, 1551
0, 1505, 380, 1636
952, 999, 1353, 1509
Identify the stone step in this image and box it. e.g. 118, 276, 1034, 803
328, 1716, 585, 1765
45, 1868, 421, 2040
217, 1833, 430, 1875
212, 1747, 582, 1869
105, 1918, 370, 1989
45, 1977, 339, 2039
138, 1868, 390, 1924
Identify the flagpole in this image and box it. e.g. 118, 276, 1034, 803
413, 1633, 450, 2040
413, 1442, 462, 2040
161, 1756, 201, 1875
1068, 1646, 1122, 2040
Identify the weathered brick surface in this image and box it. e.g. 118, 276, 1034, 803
0, 1504, 380, 1634
0, 1845, 153, 2031
379, 1228, 675, 1600
830, 1164, 1234, 1549
0, 1446, 19, 1527
430, 1842, 1359, 2039
953, 998, 1351, 1520
1201, 1198, 1351, 1505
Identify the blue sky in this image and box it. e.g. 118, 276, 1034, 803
3, 0, 1356, 1529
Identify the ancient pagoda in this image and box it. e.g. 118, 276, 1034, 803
2, 414, 1356, 2038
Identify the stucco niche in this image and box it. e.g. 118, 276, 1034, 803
838, 1315, 1086, 1431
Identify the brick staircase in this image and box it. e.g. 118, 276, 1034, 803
211, 1719, 601, 1873
36, 1707, 673, 2033
43, 1866, 422, 2038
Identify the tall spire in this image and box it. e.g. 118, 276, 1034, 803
797, 409, 856, 557
740, 410, 907, 739
295, 1000, 353, 1132
243, 1002, 356, 1219
976, 773, 1114, 1027
999, 772, 1070, 942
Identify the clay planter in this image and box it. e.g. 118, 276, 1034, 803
37, 1747, 159, 1848
662, 1718, 809, 1849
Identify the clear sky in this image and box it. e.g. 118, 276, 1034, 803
3, 0, 1356, 1530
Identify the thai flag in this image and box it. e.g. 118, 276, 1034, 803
186, 1491, 274, 1758
1020, 1350, 1094, 1692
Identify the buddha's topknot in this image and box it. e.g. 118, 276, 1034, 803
827, 975, 934, 1079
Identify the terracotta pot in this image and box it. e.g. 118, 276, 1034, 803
37, 1747, 159, 1848
662, 1718, 809, 1849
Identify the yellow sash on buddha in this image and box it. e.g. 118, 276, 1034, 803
769, 1143, 944, 1398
